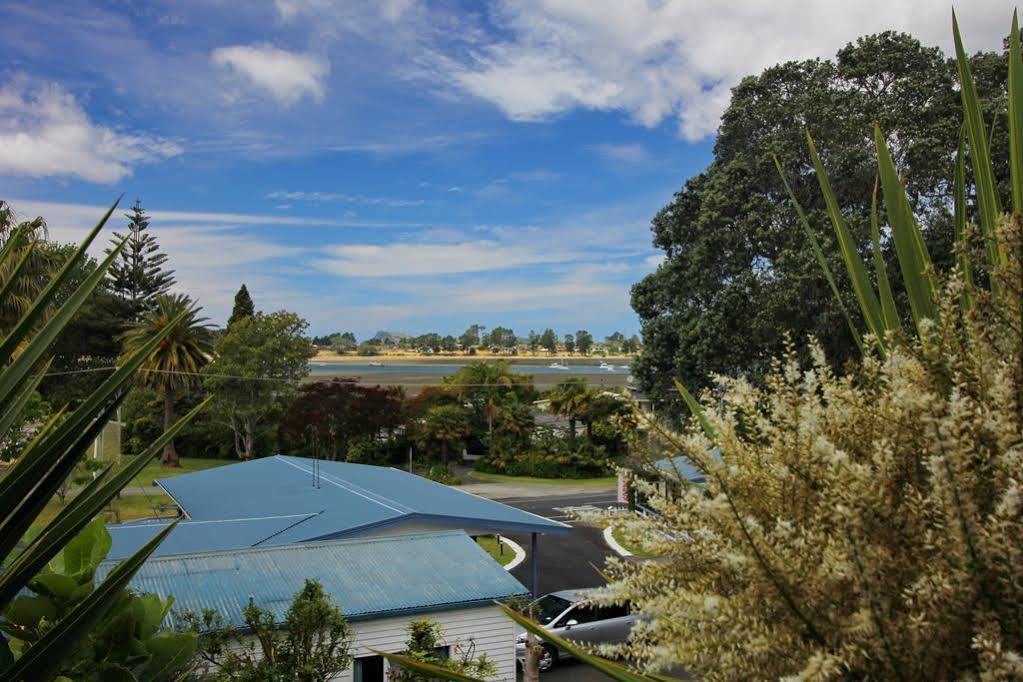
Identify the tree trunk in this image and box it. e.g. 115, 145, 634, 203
440, 440, 448, 465
161, 388, 180, 467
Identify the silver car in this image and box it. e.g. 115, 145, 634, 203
514, 590, 636, 673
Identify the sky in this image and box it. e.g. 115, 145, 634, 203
0, 1, 1014, 339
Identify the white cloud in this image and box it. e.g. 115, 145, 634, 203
7, 199, 422, 230
212, 44, 329, 105
266, 190, 424, 207
592, 143, 650, 165
0, 82, 181, 183
317, 241, 578, 277
426, 0, 1010, 140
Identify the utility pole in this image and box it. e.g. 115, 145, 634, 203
408, 445, 413, 473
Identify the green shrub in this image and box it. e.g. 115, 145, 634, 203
425, 464, 461, 485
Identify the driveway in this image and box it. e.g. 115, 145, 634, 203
494, 489, 620, 597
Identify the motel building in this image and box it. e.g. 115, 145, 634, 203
105, 456, 571, 681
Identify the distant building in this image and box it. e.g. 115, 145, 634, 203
97, 531, 528, 681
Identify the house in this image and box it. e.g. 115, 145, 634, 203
97, 530, 528, 681
617, 455, 707, 513
108, 455, 570, 595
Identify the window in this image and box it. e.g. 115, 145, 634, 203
354, 655, 384, 682
433, 645, 450, 660
533, 594, 572, 625
563, 603, 599, 625
598, 603, 629, 620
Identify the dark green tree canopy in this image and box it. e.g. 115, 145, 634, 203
227, 283, 255, 327
631, 31, 1007, 419
105, 200, 175, 320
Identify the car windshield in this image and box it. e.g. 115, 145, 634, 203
533, 595, 572, 625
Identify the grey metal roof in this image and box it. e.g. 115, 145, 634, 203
96, 531, 528, 630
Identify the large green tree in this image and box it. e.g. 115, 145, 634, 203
121, 294, 212, 466
106, 200, 175, 321
227, 283, 254, 327
204, 311, 314, 460
631, 31, 1007, 419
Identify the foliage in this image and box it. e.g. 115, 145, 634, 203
4, 519, 196, 680
203, 310, 314, 460
595, 14, 1023, 679
278, 379, 404, 461
0, 200, 62, 334
481, 326, 516, 350
0, 199, 205, 681
38, 242, 130, 407
425, 464, 461, 486
539, 328, 558, 354
546, 378, 590, 438
477, 426, 614, 479
443, 361, 535, 447
121, 294, 213, 467
417, 405, 470, 464
227, 283, 255, 328
105, 200, 175, 322
574, 329, 593, 355
386, 619, 495, 681
563, 333, 575, 354
630, 30, 1004, 420
185, 579, 353, 682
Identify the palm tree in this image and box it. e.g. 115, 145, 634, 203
0, 201, 62, 334
546, 377, 590, 438
421, 405, 470, 465
121, 294, 211, 466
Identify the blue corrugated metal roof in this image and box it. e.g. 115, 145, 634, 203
654, 456, 706, 484
106, 514, 320, 561
158, 456, 570, 540
96, 531, 528, 630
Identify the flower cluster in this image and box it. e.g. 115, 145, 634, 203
598, 219, 1023, 679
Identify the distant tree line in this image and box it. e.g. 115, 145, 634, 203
310, 325, 640, 356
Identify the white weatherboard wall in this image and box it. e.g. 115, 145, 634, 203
343, 605, 517, 681
220, 605, 518, 681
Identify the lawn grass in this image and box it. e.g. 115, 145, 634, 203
611, 526, 658, 559
476, 535, 513, 565
469, 470, 616, 488
127, 456, 235, 488
37, 492, 177, 527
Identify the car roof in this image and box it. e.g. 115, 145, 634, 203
546, 589, 592, 603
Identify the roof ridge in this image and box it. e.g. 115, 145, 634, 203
273, 455, 414, 514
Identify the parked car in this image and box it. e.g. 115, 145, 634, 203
515, 589, 636, 672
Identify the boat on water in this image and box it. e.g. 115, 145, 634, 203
548, 362, 569, 370
368, 361, 384, 367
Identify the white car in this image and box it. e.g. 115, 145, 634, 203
514, 590, 636, 673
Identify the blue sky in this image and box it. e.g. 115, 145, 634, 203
0, 1, 1010, 338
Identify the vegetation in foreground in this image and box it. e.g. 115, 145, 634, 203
395, 11, 1023, 682
0, 201, 206, 680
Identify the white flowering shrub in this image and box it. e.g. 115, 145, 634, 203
601, 218, 1023, 679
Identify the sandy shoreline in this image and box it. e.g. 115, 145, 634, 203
311, 352, 637, 365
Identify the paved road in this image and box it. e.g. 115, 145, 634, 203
496, 489, 619, 601
497, 489, 620, 680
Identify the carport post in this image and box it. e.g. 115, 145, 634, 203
531, 532, 539, 598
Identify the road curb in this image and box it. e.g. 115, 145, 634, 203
603, 526, 633, 557
499, 535, 527, 570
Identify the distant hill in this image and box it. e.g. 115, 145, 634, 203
371, 330, 410, 343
